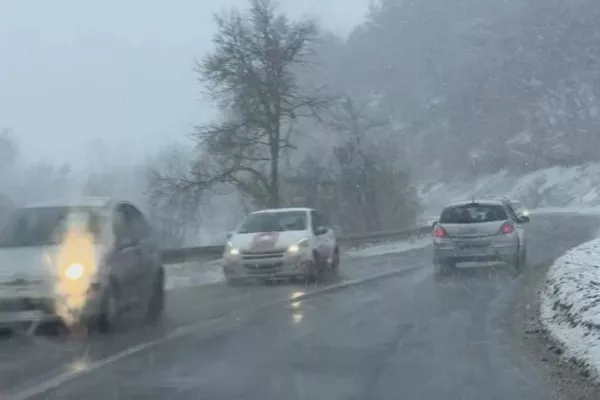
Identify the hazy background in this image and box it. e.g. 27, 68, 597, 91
4, 0, 600, 246
0, 0, 369, 167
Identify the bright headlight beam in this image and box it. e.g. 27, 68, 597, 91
288, 238, 308, 253
65, 263, 84, 280
229, 248, 240, 256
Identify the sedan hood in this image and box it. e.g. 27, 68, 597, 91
230, 231, 309, 252
0, 244, 106, 284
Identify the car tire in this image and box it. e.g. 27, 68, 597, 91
97, 283, 119, 333
306, 252, 323, 283
434, 259, 455, 276
331, 247, 340, 272
514, 247, 526, 273
225, 277, 243, 286
145, 269, 165, 326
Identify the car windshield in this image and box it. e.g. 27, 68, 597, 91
0, 206, 107, 247
440, 204, 508, 224
237, 211, 307, 233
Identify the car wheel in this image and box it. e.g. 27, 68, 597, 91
306, 252, 323, 283
514, 247, 526, 273
97, 283, 119, 333
434, 259, 455, 276
331, 247, 340, 271
226, 277, 243, 286
145, 270, 165, 325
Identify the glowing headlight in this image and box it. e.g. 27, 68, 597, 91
288, 238, 309, 253
225, 242, 240, 256
65, 263, 84, 280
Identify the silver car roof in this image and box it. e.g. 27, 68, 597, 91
22, 196, 115, 210
444, 199, 506, 209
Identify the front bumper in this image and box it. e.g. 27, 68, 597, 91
222, 249, 315, 279
0, 284, 104, 328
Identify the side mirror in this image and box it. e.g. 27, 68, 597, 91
226, 231, 234, 240
315, 226, 328, 236
431, 220, 439, 227
518, 215, 530, 224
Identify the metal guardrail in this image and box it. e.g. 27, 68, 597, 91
161, 225, 432, 265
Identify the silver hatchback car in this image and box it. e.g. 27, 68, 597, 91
432, 199, 529, 273
0, 197, 165, 333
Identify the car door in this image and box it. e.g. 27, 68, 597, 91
311, 210, 331, 260
126, 205, 159, 300
108, 204, 142, 308
318, 211, 336, 260
505, 204, 525, 246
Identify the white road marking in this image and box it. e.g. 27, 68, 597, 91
7, 263, 427, 400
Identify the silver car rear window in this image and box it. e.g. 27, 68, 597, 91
440, 204, 508, 224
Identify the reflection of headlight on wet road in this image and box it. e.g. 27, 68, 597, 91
64, 263, 85, 280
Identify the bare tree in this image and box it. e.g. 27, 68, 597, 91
322, 96, 420, 233
146, 145, 205, 247
0, 128, 18, 186
187, 0, 328, 208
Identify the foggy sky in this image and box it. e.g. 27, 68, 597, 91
0, 0, 368, 167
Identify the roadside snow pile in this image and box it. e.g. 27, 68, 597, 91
345, 237, 430, 258
420, 162, 600, 215
541, 237, 600, 377
165, 260, 223, 291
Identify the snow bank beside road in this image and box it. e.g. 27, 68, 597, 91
164, 237, 433, 290
541, 237, 600, 378
165, 260, 223, 291
420, 162, 600, 216
344, 237, 430, 258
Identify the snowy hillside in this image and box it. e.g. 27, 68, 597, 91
420, 163, 600, 216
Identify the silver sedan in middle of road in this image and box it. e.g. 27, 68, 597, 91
432, 199, 529, 274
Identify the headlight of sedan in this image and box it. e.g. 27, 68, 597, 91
287, 238, 309, 254
225, 241, 240, 256
64, 263, 85, 280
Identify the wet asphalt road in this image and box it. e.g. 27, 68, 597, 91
1, 214, 600, 400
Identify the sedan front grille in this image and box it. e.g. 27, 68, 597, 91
241, 250, 286, 260
244, 262, 284, 274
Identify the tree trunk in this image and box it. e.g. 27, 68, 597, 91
269, 154, 279, 208
269, 126, 280, 208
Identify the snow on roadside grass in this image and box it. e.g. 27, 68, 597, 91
420, 162, 600, 217
541, 237, 600, 378
164, 237, 432, 290
165, 260, 223, 291
344, 237, 431, 258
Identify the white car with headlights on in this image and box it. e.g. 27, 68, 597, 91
222, 208, 339, 284
0, 197, 164, 333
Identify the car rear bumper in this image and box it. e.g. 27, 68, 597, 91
433, 243, 518, 264
222, 251, 315, 279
